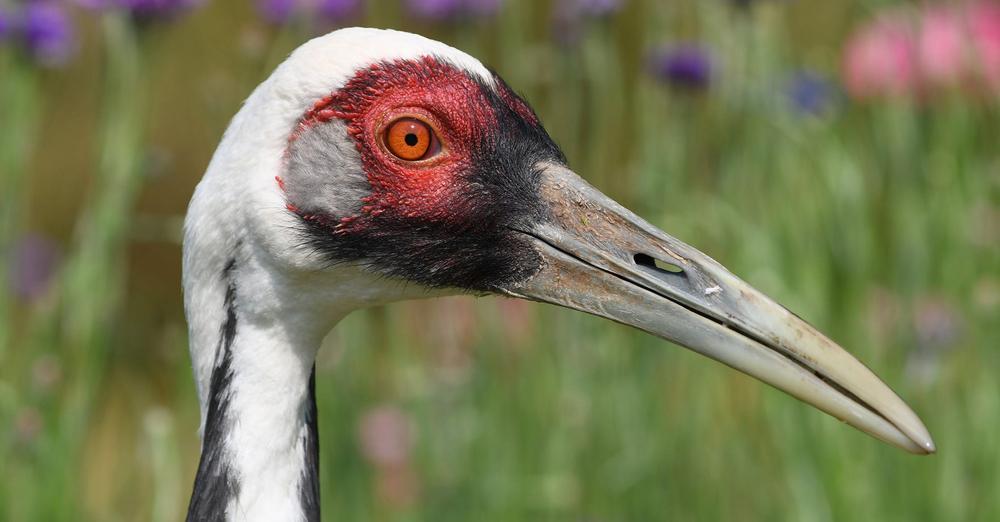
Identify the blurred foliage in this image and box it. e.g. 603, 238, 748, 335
1, 0, 999, 521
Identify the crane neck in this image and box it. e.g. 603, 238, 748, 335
181, 220, 453, 521
185, 254, 338, 522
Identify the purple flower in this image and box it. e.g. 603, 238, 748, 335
913, 297, 962, 353
316, 0, 361, 22
554, 0, 622, 20
122, 0, 205, 19
0, 8, 11, 42
405, 0, 502, 21
75, 0, 206, 21
551, 0, 622, 48
406, 0, 462, 20
22, 2, 75, 67
465, 0, 502, 17
785, 70, 837, 115
648, 44, 713, 90
7, 234, 61, 302
577, 0, 621, 17
730, 0, 786, 10
256, 0, 296, 24
255, 0, 361, 26
905, 296, 963, 385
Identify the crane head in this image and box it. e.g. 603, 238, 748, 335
188, 28, 934, 455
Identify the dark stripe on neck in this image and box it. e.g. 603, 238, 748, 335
187, 257, 240, 521
300, 366, 320, 521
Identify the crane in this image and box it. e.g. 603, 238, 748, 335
182, 28, 934, 522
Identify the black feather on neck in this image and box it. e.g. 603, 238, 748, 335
186, 258, 240, 521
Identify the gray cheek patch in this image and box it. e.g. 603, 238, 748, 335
284, 119, 371, 219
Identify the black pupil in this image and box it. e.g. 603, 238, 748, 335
404, 133, 418, 147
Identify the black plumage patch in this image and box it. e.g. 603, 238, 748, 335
300, 367, 320, 522
186, 258, 240, 521
290, 62, 565, 293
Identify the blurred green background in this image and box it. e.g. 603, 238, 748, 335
2, 0, 999, 520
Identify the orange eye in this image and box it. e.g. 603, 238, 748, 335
384, 117, 437, 161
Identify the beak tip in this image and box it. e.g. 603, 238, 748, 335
903, 430, 936, 455
904, 415, 936, 455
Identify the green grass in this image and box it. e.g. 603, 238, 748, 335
2, 1, 999, 520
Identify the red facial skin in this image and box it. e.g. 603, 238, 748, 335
283, 57, 517, 233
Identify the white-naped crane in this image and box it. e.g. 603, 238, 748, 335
182, 27, 935, 522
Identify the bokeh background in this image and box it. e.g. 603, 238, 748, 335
2, 0, 999, 520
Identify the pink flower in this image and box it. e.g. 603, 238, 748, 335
357, 405, 420, 508
919, 2, 1000, 92
842, 12, 920, 99
358, 405, 414, 469
843, 2, 1000, 100
967, 1, 1000, 88
919, 6, 966, 87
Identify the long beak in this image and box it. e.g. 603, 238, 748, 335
505, 163, 935, 454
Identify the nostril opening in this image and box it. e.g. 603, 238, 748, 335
634, 253, 685, 275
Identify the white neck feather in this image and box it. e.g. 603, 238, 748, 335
222, 308, 320, 521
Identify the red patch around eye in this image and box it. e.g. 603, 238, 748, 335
288, 57, 502, 232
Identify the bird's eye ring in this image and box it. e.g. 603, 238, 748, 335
384, 117, 440, 161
